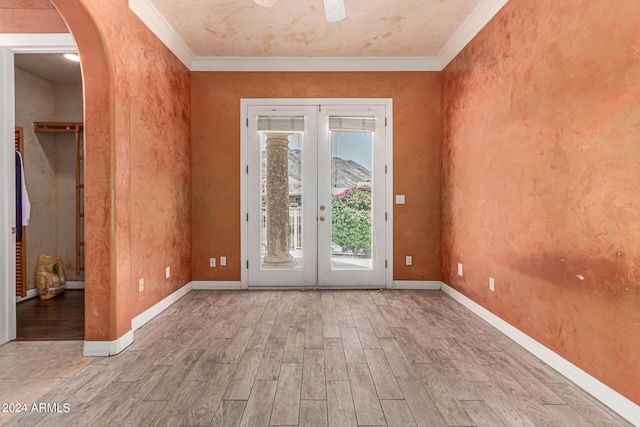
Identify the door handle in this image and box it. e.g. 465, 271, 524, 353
319, 216, 325, 222
319, 205, 325, 211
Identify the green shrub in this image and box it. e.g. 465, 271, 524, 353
331, 186, 371, 256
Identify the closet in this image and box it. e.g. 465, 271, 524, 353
15, 126, 26, 298
14, 53, 85, 341
33, 122, 85, 275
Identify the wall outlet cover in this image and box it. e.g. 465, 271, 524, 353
458, 263, 463, 276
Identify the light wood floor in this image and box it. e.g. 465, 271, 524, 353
0, 341, 94, 426
1, 290, 632, 426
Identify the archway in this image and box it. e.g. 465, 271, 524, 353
48, 0, 115, 345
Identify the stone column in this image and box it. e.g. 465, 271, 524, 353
263, 133, 293, 267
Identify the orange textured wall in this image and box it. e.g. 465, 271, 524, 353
0, 0, 68, 32
191, 72, 441, 282
442, 0, 640, 404
38, 0, 191, 340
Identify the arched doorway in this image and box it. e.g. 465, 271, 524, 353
0, 1, 115, 350
49, 0, 115, 348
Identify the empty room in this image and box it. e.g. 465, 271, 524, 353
0, 0, 638, 425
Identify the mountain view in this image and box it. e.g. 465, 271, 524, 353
261, 149, 371, 192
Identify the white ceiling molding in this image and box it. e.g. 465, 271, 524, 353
437, 0, 510, 68
129, 0, 197, 69
191, 56, 442, 72
0, 34, 76, 53
129, 0, 510, 72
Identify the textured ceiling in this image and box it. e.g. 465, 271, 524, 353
148, 0, 483, 57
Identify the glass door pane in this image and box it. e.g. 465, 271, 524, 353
259, 131, 304, 270
330, 131, 373, 270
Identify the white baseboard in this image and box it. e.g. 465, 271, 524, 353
84, 281, 192, 357
16, 282, 85, 303
16, 288, 37, 303
193, 280, 441, 291
440, 282, 640, 425
191, 281, 245, 290
391, 280, 442, 290
131, 282, 192, 331
83, 329, 134, 357
65, 281, 85, 289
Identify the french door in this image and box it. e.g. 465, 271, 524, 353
245, 100, 390, 288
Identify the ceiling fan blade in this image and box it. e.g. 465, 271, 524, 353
323, 0, 346, 22
254, 0, 278, 7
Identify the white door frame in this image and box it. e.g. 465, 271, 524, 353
0, 34, 76, 345
240, 98, 394, 289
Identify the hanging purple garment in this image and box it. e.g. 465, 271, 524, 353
15, 151, 22, 242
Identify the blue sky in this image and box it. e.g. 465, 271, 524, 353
331, 132, 372, 171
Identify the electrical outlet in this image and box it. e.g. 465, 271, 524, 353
405, 256, 412, 266
166, 266, 170, 279
489, 277, 495, 292
138, 278, 144, 292
210, 258, 216, 268
458, 263, 463, 276
220, 256, 227, 266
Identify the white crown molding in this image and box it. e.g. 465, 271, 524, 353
191, 281, 245, 290
391, 280, 442, 290
437, 0, 510, 68
191, 56, 442, 72
0, 33, 76, 53
131, 282, 192, 331
83, 329, 134, 357
129, 0, 196, 70
441, 282, 640, 426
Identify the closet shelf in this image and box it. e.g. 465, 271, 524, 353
34, 122, 83, 133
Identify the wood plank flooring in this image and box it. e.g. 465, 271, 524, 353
0, 341, 95, 426
16, 290, 85, 341
2, 290, 633, 426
